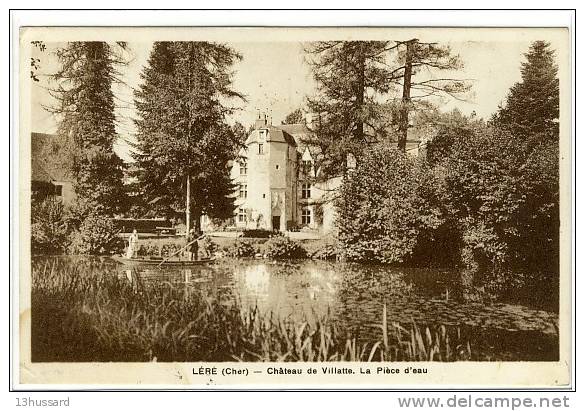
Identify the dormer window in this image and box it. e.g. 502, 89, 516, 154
258, 130, 266, 141
239, 160, 247, 175
302, 160, 312, 175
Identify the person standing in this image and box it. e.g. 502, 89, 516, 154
126, 229, 139, 259
187, 229, 199, 261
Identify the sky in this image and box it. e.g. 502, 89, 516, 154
30, 37, 564, 161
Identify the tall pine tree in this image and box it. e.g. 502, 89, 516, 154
132, 41, 243, 233
493, 41, 559, 140
50, 42, 127, 216
392, 40, 470, 151
305, 41, 394, 178
304, 40, 470, 177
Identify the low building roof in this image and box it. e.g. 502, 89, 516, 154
31, 132, 73, 182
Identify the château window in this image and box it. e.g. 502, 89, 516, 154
239, 161, 247, 175
302, 160, 312, 175
238, 208, 246, 223
301, 183, 311, 199
239, 184, 248, 199
258, 144, 264, 155
301, 208, 311, 225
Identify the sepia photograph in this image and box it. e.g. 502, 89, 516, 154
17, 24, 572, 387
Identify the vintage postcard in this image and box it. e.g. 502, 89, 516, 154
17, 25, 572, 389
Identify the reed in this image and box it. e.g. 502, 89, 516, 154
31, 261, 471, 362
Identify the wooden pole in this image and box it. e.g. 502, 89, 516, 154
186, 174, 191, 239
156, 234, 205, 268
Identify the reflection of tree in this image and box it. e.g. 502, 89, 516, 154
270, 261, 304, 277
334, 263, 414, 342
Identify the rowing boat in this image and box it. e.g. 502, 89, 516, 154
111, 255, 215, 267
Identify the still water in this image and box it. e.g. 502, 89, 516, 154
34, 256, 560, 361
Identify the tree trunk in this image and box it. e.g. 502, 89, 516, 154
398, 40, 415, 152
355, 43, 365, 143
345, 43, 366, 178
185, 174, 191, 239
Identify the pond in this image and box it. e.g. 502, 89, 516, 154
33, 256, 559, 361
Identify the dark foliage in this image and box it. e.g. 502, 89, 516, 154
443, 129, 559, 287
68, 213, 123, 255
264, 236, 307, 259
225, 240, 256, 258
492, 41, 559, 140
281, 108, 305, 125
336, 144, 448, 264
241, 229, 273, 238
31, 197, 69, 254
305, 41, 394, 178
132, 42, 244, 225
50, 42, 128, 215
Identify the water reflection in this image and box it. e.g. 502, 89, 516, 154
239, 264, 270, 297
34, 256, 558, 341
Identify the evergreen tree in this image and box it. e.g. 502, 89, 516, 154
231, 121, 249, 146
281, 108, 304, 125
50, 42, 128, 216
132, 41, 244, 232
305, 41, 394, 178
392, 40, 470, 151
304, 40, 469, 176
493, 41, 559, 140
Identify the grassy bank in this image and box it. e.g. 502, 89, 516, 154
32, 261, 473, 362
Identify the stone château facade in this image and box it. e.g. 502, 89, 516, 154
226, 115, 340, 233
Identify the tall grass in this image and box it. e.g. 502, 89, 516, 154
31, 261, 471, 362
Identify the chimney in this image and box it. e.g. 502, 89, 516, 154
255, 112, 267, 130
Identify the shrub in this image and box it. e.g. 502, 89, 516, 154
226, 240, 256, 258
424, 121, 559, 303
443, 130, 559, 276
63, 198, 93, 231
137, 242, 163, 257
336, 143, 446, 264
160, 242, 183, 257
241, 229, 272, 238
68, 213, 123, 255
311, 243, 339, 260
201, 236, 218, 255
264, 236, 306, 259
31, 197, 69, 254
